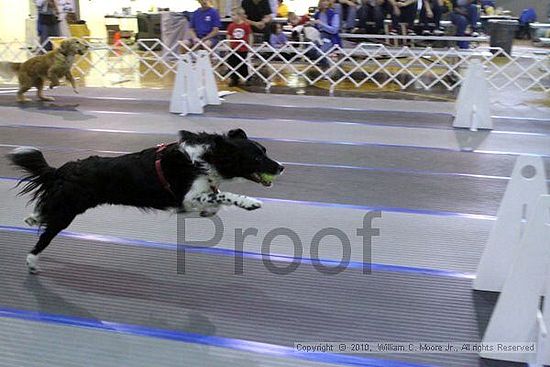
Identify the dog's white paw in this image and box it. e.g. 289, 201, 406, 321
26, 254, 39, 274
237, 197, 262, 211
24, 213, 40, 227
73, 88, 79, 94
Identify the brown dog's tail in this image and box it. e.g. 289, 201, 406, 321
0, 61, 20, 79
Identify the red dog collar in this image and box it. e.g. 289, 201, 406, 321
155, 143, 176, 198
156, 142, 219, 200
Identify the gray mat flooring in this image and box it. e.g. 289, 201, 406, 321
0, 231, 519, 367
1, 94, 549, 135
0, 317, 345, 367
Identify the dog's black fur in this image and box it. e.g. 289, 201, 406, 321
8, 129, 283, 272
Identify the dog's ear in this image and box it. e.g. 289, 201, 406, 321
227, 129, 248, 140
178, 130, 198, 142
59, 40, 70, 54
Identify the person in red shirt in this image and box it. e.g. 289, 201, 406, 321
288, 12, 310, 27
226, 7, 253, 87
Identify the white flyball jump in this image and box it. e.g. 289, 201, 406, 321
453, 59, 493, 131
480, 195, 550, 365
474, 155, 548, 292
474, 155, 550, 365
170, 50, 221, 116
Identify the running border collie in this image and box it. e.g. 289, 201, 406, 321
8, 129, 284, 274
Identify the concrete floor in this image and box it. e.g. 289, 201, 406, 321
0, 85, 548, 367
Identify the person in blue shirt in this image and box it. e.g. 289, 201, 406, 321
311, 0, 341, 52
183, 0, 221, 49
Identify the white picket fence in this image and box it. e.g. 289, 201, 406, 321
0, 37, 549, 93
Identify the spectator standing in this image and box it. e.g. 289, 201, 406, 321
183, 0, 221, 49
277, 0, 290, 17
312, 0, 341, 51
241, 0, 273, 41
226, 7, 253, 87
35, 0, 60, 52
450, 0, 479, 48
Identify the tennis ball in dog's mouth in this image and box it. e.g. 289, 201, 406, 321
259, 173, 276, 184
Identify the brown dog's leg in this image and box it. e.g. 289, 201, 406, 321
48, 68, 61, 89
65, 72, 78, 94
16, 74, 32, 103
36, 79, 55, 101
17, 88, 32, 103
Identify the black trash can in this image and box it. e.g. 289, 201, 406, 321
488, 19, 518, 55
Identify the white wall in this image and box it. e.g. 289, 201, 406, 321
284, 0, 314, 15
0, 0, 317, 42
0, 0, 30, 41
79, 0, 194, 38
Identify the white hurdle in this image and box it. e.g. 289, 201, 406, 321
453, 59, 493, 131
169, 50, 220, 116
474, 155, 548, 292
480, 195, 550, 364
473, 154, 550, 364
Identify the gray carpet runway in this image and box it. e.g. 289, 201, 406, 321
0, 231, 518, 367
0, 89, 545, 367
1, 94, 549, 135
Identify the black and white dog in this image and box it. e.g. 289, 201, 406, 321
8, 129, 284, 273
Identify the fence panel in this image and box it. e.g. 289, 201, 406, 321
0, 37, 548, 93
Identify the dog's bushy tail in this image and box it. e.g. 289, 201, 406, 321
0, 61, 19, 79
7, 147, 56, 206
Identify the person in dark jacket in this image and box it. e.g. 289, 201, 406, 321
241, 0, 273, 42
35, 0, 60, 51
450, 0, 480, 48
420, 0, 445, 35
356, 0, 391, 34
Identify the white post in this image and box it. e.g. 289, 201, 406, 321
473, 155, 548, 292
480, 195, 550, 364
196, 50, 221, 106
453, 59, 493, 130
169, 54, 203, 115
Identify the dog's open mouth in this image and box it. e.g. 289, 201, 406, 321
248, 172, 277, 187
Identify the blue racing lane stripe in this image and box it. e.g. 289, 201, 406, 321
0, 306, 437, 367
0, 224, 476, 280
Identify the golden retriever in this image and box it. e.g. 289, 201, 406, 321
15, 38, 88, 102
